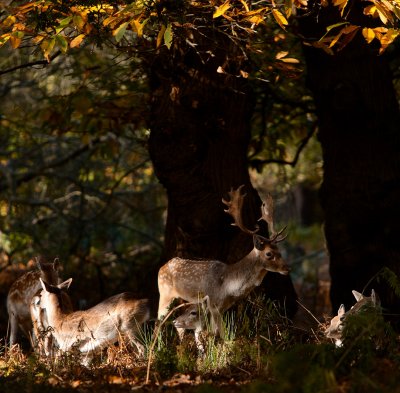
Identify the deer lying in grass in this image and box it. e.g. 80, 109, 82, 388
325, 289, 380, 347
158, 185, 290, 338
7, 258, 61, 347
39, 278, 150, 365
173, 297, 210, 356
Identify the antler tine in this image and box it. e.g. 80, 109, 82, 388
259, 194, 288, 242
259, 194, 275, 235
222, 185, 258, 235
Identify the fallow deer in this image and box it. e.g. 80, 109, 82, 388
39, 278, 150, 365
325, 289, 379, 347
158, 185, 290, 337
7, 258, 61, 347
173, 296, 210, 356
30, 283, 73, 356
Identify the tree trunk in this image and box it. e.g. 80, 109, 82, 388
147, 27, 298, 317
303, 33, 400, 319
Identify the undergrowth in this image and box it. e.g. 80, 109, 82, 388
1, 294, 399, 393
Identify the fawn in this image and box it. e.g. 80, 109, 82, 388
325, 289, 379, 347
173, 297, 210, 355
7, 258, 61, 347
158, 185, 289, 337
39, 278, 150, 365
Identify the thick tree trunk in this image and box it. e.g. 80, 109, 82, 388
147, 28, 297, 317
303, 34, 400, 320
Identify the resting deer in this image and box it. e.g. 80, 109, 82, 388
325, 289, 379, 347
173, 297, 210, 356
158, 185, 290, 337
39, 278, 150, 365
7, 258, 61, 347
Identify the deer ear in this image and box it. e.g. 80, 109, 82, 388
352, 290, 363, 302
253, 235, 266, 251
371, 289, 379, 306
35, 256, 42, 270
39, 278, 50, 292
52, 258, 60, 270
338, 304, 346, 316
201, 295, 210, 309
58, 278, 72, 290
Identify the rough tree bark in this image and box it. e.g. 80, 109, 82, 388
147, 26, 298, 317
301, 10, 400, 320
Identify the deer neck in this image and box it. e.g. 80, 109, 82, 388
44, 293, 66, 327
223, 249, 267, 298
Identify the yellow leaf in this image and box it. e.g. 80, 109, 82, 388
378, 28, 399, 53
280, 57, 300, 63
246, 15, 264, 25
213, 1, 231, 18
276, 51, 288, 59
239, 0, 250, 12
41, 37, 56, 62
131, 19, 146, 37
10, 31, 24, 49
364, 5, 378, 17
332, 0, 348, 15
156, 25, 166, 48
362, 27, 375, 43
70, 33, 85, 48
2, 15, 16, 29
328, 31, 343, 48
272, 9, 288, 29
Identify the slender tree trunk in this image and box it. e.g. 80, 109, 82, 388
303, 32, 400, 319
147, 27, 298, 316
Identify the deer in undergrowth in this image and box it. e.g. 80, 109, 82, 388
158, 185, 290, 338
38, 278, 150, 365
173, 296, 210, 356
7, 258, 62, 348
325, 289, 380, 347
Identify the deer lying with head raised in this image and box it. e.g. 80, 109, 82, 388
158, 185, 289, 337
39, 278, 150, 365
7, 258, 61, 347
325, 289, 380, 347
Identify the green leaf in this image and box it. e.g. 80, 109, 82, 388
164, 23, 173, 49
56, 35, 68, 53
113, 22, 129, 43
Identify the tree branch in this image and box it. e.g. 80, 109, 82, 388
0, 51, 61, 76
250, 124, 317, 171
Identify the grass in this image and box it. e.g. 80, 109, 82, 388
1, 295, 400, 393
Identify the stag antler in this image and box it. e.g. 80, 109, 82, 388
223, 185, 287, 242
222, 185, 258, 235
259, 193, 287, 243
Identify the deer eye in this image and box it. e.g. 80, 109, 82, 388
266, 251, 273, 258
190, 311, 197, 316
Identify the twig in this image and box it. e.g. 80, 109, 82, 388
0, 51, 61, 76
296, 300, 323, 326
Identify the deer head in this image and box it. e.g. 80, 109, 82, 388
222, 185, 289, 275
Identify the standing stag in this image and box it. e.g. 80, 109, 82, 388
39, 278, 150, 365
158, 185, 290, 337
7, 258, 61, 347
